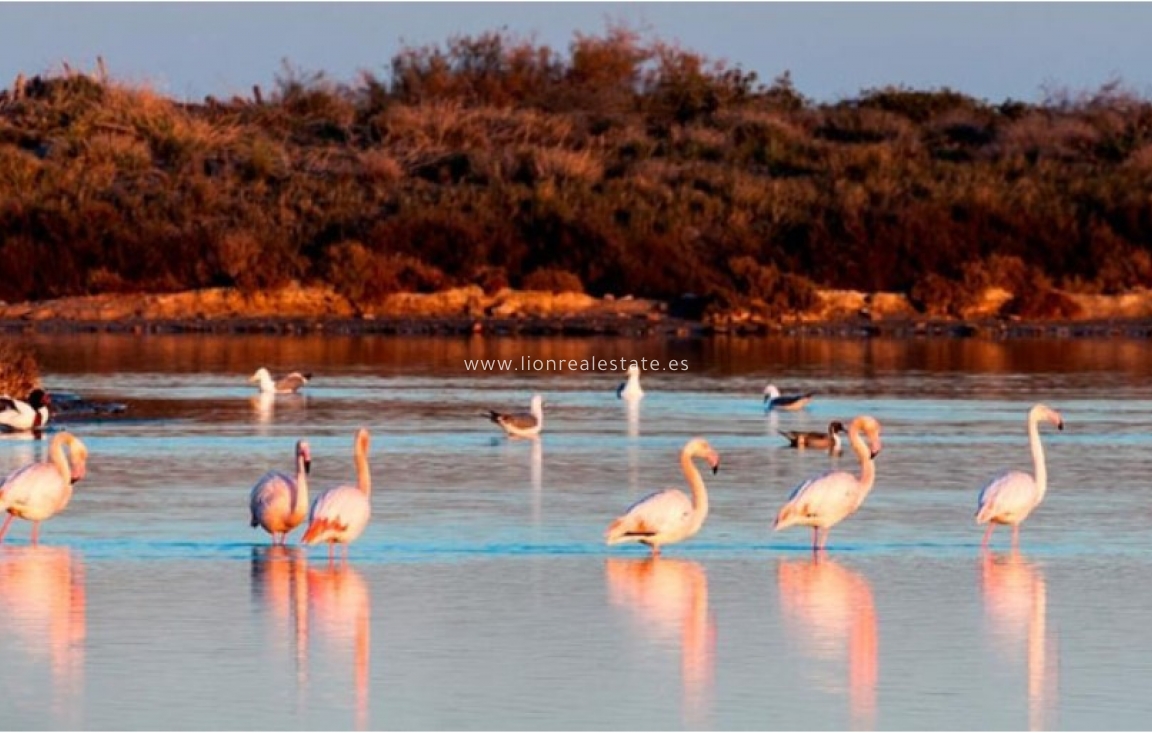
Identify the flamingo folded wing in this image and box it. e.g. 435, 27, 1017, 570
976, 470, 1037, 524
606, 489, 692, 543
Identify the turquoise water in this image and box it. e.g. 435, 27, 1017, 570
1, 334, 1151, 729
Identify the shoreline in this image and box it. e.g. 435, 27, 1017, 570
4, 314, 1152, 339
4, 284, 1152, 339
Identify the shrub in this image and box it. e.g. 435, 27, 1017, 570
522, 268, 584, 294
0, 340, 40, 396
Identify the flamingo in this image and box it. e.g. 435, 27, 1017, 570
250, 367, 312, 395
301, 429, 371, 560
975, 404, 1064, 548
616, 364, 644, 400
0, 389, 51, 432
763, 384, 815, 412
486, 394, 544, 438
0, 431, 89, 545
250, 440, 312, 545
605, 438, 720, 556
779, 420, 847, 452
773, 415, 883, 551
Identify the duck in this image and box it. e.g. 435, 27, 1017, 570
0, 389, 51, 432
779, 421, 847, 452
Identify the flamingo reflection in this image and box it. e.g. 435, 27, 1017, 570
624, 394, 640, 439
250, 549, 372, 730
776, 557, 878, 730
980, 551, 1057, 731
0, 546, 86, 725
530, 437, 542, 525
605, 558, 715, 727
250, 546, 310, 689
308, 561, 372, 731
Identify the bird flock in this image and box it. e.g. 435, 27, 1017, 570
0, 367, 1064, 557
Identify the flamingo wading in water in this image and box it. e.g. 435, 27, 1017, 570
250, 439, 312, 545
774, 416, 883, 551
0, 431, 89, 544
975, 404, 1064, 549
605, 438, 720, 556
301, 429, 372, 560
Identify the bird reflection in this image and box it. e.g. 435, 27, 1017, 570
605, 558, 715, 727
308, 561, 372, 730
251, 546, 310, 691
623, 394, 641, 439
250, 392, 276, 432
776, 556, 878, 730
530, 437, 543, 525
980, 550, 1057, 731
0, 546, 86, 726
250, 548, 372, 730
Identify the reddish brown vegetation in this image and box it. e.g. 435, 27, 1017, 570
2, 26, 1152, 319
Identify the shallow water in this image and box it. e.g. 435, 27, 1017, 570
2, 333, 1151, 730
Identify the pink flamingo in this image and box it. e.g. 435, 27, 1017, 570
605, 438, 720, 556
774, 416, 883, 551
249, 440, 312, 545
301, 429, 371, 560
0, 432, 88, 545
976, 404, 1064, 548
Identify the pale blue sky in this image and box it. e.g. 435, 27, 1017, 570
2, 3, 1151, 103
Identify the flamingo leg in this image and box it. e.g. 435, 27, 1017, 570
0, 514, 14, 543
650, 544, 661, 558
818, 528, 830, 551
981, 524, 994, 548
811, 527, 819, 551
1011, 524, 1021, 548
328, 542, 335, 562
30, 521, 40, 546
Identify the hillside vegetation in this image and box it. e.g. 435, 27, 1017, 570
2, 26, 1152, 320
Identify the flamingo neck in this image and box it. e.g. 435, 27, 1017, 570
355, 444, 371, 497
849, 426, 876, 503
50, 435, 72, 483
681, 448, 710, 530
293, 454, 310, 516
1029, 414, 1048, 504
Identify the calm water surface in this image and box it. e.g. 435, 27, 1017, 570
2, 334, 1152, 730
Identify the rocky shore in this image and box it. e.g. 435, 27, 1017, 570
3, 284, 1152, 338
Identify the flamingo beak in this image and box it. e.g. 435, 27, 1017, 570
1057, 420, 1065, 431
708, 451, 720, 474
869, 435, 883, 460
71, 462, 87, 484
304, 459, 312, 475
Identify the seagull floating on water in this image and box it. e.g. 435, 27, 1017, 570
763, 384, 815, 412
250, 367, 312, 395
486, 395, 544, 438
617, 365, 644, 400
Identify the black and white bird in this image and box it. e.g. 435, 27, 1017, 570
0, 389, 51, 432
